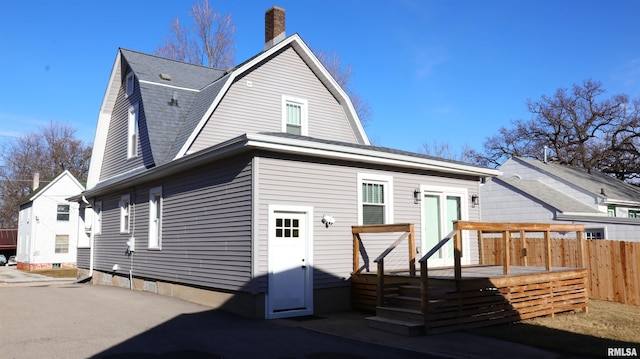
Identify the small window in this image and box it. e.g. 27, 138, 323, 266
629, 210, 639, 218
125, 72, 135, 97
607, 205, 616, 217
55, 235, 69, 253
282, 96, 308, 136
148, 187, 162, 249
585, 229, 605, 240
57, 205, 70, 221
120, 195, 131, 233
275, 217, 300, 238
358, 173, 393, 225
128, 104, 139, 158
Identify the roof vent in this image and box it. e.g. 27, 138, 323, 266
169, 91, 179, 106
160, 73, 172, 81
600, 188, 606, 196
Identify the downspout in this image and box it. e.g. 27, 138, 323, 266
76, 196, 94, 283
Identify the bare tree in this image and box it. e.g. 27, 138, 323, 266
477, 80, 640, 183
156, 0, 236, 69
0, 122, 92, 228
315, 48, 372, 126
421, 140, 478, 163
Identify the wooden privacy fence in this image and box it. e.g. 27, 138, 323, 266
480, 236, 640, 305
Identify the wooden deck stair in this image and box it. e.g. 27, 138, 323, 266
365, 281, 425, 336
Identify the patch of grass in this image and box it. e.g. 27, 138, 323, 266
31, 268, 78, 278
466, 300, 640, 357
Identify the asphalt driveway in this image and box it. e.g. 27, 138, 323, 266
0, 267, 568, 359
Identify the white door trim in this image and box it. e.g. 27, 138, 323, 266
266, 205, 314, 319
419, 185, 470, 267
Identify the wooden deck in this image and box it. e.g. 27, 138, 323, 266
351, 222, 590, 335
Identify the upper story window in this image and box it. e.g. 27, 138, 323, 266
358, 173, 393, 225
125, 72, 135, 97
57, 204, 70, 221
629, 210, 639, 218
282, 96, 308, 136
607, 205, 616, 217
148, 187, 162, 249
128, 104, 139, 158
120, 195, 131, 233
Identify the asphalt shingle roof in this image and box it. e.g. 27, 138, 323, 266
496, 177, 603, 214
516, 157, 640, 202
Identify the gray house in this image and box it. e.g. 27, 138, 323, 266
481, 156, 640, 241
73, 7, 499, 319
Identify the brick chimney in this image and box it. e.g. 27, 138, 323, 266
265, 6, 285, 50
32, 172, 40, 191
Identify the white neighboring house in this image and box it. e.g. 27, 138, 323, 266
481, 157, 640, 241
17, 170, 86, 270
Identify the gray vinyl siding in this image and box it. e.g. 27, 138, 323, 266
256, 154, 481, 291
91, 155, 253, 292
77, 248, 90, 269
481, 179, 556, 223
189, 47, 360, 153
100, 81, 149, 181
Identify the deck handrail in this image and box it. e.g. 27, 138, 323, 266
417, 229, 458, 263
373, 232, 409, 263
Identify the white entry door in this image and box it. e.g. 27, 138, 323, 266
421, 187, 468, 267
268, 207, 313, 318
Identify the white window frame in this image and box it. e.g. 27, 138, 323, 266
148, 187, 162, 249
357, 173, 393, 225
120, 195, 131, 234
281, 95, 308, 136
94, 201, 102, 235
125, 72, 135, 97
57, 204, 70, 221
128, 103, 139, 158
55, 235, 69, 254
585, 228, 606, 240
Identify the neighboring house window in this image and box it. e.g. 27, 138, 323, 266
94, 201, 102, 235
148, 187, 162, 249
125, 72, 135, 97
629, 210, 639, 218
607, 205, 616, 217
57, 204, 70, 221
128, 103, 139, 158
120, 195, 131, 233
282, 96, 308, 136
585, 229, 605, 240
55, 235, 69, 253
358, 173, 393, 225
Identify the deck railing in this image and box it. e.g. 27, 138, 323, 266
416, 221, 586, 315
352, 224, 415, 307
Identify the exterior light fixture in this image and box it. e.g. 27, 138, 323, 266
471, 194, 480, 208
414, 189, 421, 204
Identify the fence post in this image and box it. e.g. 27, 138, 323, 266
503, 230, 511, 275
352, 231, 359, 274
520, 230, 528, 267
409, 224, 416, 276
377, 259, 384, 307
544, 230, 552, 271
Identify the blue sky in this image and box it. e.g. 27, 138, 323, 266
1, 0, 639, 159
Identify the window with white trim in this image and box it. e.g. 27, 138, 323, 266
607, 205, 616, 217
55, 235, 69, 254
120, 195, 131, 233
585, 228, 605, 240
282, 96, 308, 136
148, 187, 162, 249
94, 201, 102, 235
128, 103, 139, 158
56, 204, 70, 221
125, 72, 135, 97
358, 173, 393, 225
629, 209, 639, 218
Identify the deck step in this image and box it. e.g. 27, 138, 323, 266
376, 306, 424, 323
398, 285, 420, 297
366, 316, 424, 336
387, 295, 422, 310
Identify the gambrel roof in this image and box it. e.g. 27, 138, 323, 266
86, 34, 370, 189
